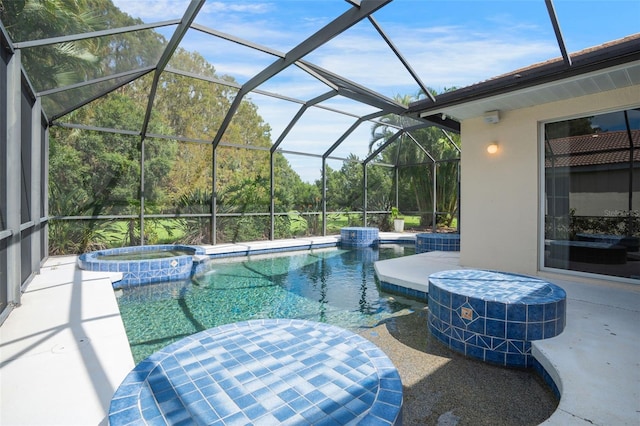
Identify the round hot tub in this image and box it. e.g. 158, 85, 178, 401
428, 269, 566, 368
78, 244, 206, 288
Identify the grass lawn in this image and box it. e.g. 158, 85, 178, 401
90, 214, 456, 248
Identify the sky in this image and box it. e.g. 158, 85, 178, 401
111, 0, 640, 182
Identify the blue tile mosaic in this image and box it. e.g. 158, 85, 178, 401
109, 319, 402, 426
531, 357, 561, 399
379, 281, 428, 302
427, 269, 567, 368
416, 233, 460, 253
340, 227, 380, 247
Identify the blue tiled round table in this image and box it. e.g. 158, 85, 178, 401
428, 269, 566, 368
109, 319, 403, 425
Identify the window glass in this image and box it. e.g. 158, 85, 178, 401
544, 108, 640, 280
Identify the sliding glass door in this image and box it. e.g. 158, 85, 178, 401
544, 108, 640, 280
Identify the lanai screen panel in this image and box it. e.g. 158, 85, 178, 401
165, 27, 277, 85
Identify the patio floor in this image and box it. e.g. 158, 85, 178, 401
0, 235, 638, 425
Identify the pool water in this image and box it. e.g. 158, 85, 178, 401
96, 248, 194, 260
116, 244, 422, 362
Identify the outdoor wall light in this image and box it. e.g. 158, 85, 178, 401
487, 142, 499, 154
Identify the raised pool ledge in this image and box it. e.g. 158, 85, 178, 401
109, 319, 403, 426
428, 269, 567, 368
340, 227, 379, 247
416, 232, 460, 253
78, 244, 206, 289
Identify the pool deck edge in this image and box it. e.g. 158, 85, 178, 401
0, 255, 134, 426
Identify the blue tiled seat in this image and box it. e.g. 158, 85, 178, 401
109, 319, 403, 425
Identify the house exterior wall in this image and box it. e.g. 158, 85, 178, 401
459, 85, 640, 276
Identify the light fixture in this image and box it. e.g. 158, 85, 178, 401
487, 143, 499, 154
483, 110, 500, 124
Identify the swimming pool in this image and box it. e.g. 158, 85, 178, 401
116, 244, 421, 362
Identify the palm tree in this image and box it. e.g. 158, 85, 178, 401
0, 0, 105, 90
369, 91, 460, 228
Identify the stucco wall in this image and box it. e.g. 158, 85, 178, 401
459, 85, 640, 275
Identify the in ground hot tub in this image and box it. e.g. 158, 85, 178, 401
78, 244, 206, 288
428, 269, 566, 368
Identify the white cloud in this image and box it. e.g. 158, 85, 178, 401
202, 1, 274, 14
112, 0, 190, 21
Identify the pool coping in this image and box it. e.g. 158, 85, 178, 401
1, 234, 638, 425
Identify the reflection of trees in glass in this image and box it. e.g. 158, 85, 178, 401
545, 117, 595, 140
544, 109, 639, 279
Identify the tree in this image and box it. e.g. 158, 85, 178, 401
369, 92, 460, 228
48, 92, 176, 251
0, 0, 105, 89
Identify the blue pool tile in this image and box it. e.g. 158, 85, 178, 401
331, 406, 357, 424
377, 389, 402, 406
508, 340, 525, 354
109, 395, 138, 412
507, 322, 527, 340
526, 323, 544, 340
544, 302, 557, 321
370, 400, 401, 423
438, 306, 451, 322
300, 406, 326, 424
467, 318, 484, 334
234, 394, 257, 409
492, 337, 507, 352
484, 349, 506, 366
485, 319, 506, 338
451, 312, 466, 329
527, 304, 544, 322
466, 343, 484, 360
507, 303, 526, 321
486, 301, 506, 320
450, 337, 465, 353
468, 298, 486, 317
165, 407, 192, 424
273, 404, 297, 422
451, 292, 466, 309
440, 290, 451, 307
544, 320, 557, 339
359, 390, 376, 406
506, 353, 528, 368
109, 406, 142, 425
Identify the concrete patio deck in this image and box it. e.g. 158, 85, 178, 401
0, 235, 638, 425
